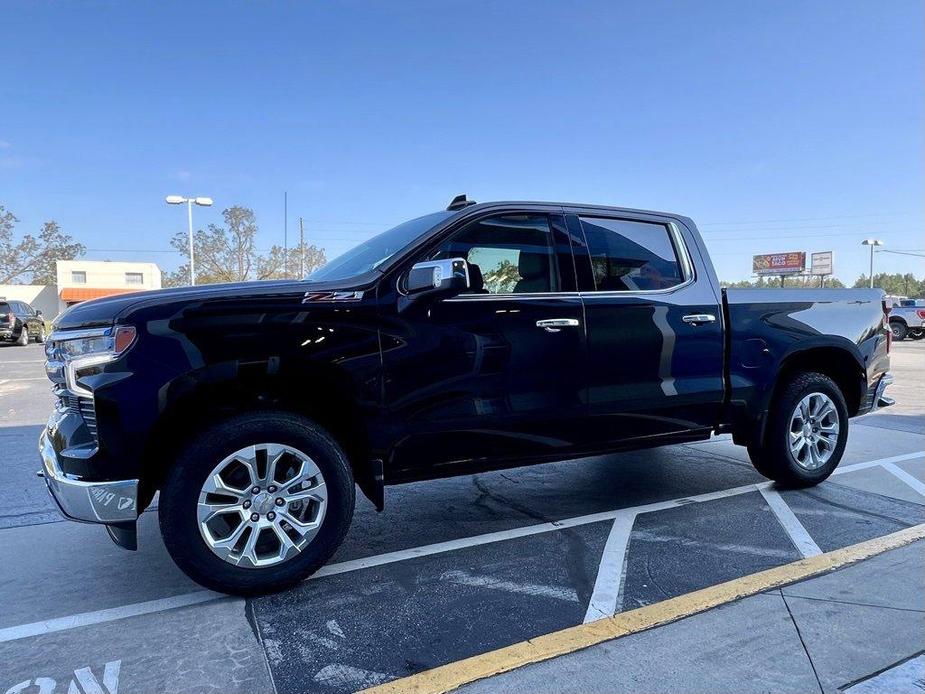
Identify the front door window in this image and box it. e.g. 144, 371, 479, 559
428, 214, 558, 295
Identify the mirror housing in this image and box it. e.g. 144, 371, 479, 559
406, 258, 470, 301
35, 309, 43, 317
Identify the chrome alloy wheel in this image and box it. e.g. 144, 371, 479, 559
788, 392, 840, 470
197, 443, 328, 568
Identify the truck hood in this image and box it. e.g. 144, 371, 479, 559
52, 274, 378, 331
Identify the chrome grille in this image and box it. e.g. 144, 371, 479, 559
54, 387, 98, 441
78, 397, 98, 439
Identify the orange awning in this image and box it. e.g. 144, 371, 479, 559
60, 287, 141, 303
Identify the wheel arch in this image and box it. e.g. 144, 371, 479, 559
771, 343, 866, 417
734, 341, 867, 448
137, 363, 378, 512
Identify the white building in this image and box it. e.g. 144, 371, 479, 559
56, 260, 161, 308
0, 260, 162, 320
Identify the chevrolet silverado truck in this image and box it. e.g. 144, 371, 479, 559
39, 197, 895, 594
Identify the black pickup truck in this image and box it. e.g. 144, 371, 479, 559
39, 197, 894, 594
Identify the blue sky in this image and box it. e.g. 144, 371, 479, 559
1, 0, 922, 282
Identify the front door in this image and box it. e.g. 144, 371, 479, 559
567, 212, 725, 445
379, 211, 587, 480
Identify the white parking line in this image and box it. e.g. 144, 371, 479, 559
882, 462, 925, 497
441, 570, 580, 603
0, 590, 225, 644
0, 451, 921, 644
582, 510, 636, 623
759, 487, 823, 557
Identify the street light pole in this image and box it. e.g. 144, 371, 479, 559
166, 195, 214, 286
187, 199, 195, 286
861, 239, 883, 289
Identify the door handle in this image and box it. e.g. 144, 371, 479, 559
682, 313, 716, 325
536, 318, 580, 333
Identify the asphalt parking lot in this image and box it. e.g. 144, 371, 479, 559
1, 340, 923, 694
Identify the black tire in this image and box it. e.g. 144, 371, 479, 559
909, 329, 924, 341
747, 372, 849, 487
159, 411, 355, 595
890, 320, 908, 341
16, 326, 28, 346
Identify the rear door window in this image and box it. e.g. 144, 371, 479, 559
578, 217, 685, 291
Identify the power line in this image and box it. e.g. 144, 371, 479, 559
876, 250, 925, 258
701, 212, 915, 226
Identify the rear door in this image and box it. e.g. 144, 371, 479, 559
12, 302, 31, 337
568, 211, 724, 445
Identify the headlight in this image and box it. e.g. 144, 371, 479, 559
46, 326, 137, 397
49, 326, 137, 360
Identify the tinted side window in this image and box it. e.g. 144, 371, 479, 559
429, 214, 558, 294
579, 217, 685, 291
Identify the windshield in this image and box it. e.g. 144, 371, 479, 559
308, 211, 454, 281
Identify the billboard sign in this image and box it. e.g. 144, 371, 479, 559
752, 252, 806, 276
811, 251, 833, 276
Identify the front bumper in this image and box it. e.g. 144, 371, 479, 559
39, 430, 138, 524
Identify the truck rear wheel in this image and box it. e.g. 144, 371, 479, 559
159, 411, 355, 595
748, 372, 849, 487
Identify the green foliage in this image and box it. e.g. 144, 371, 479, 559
0, 205, 85, 284
852, 273, 925, 297
721, 275, 845, 289
722, 272, 925, 295
482, 258, 521, 294
164, 205, 326, 287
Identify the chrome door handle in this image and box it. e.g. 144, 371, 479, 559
536, 318, 580, 333
682, 313, 716, 325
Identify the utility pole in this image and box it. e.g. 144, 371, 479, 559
283, 191, 288, 277
299, 217, 305, 279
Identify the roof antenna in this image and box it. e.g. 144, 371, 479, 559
446, 194, 477, 211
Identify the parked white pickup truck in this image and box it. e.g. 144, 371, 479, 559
889, 299, 925, 341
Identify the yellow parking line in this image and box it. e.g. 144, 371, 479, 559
361, 523, 925, 694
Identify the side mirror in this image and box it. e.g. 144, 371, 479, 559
35, 309, 43, 317
406, 258, 470, 300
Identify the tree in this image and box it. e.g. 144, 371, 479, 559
0, 205, 85, 284
482, 258, 521, 293
721, 275, 845, 289
256, 244, 327, 281
853, 273, 924, 297
164, 205, 326, 287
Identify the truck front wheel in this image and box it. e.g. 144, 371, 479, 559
159, 411, 355, 595
747, 372, 849, 487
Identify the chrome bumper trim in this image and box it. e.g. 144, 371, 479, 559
39, 431, 138, 524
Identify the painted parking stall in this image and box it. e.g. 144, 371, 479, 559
1, 343, 924, 694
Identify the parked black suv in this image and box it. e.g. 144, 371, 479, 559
1, 299, 46, 346
39, 197, 894, 594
